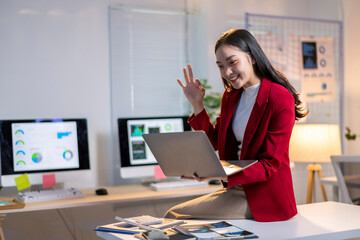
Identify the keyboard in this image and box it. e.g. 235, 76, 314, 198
17, 188, 85, 203
149, 180, 208, 191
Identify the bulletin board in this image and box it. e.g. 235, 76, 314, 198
245, 13, 343, 129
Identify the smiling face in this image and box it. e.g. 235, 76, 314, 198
215, 44, 261, 89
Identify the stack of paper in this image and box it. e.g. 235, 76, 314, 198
95, 216, 257, 239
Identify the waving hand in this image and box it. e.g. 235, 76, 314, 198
177, 64, 205, 115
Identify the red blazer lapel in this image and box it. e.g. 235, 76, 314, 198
240, 78, 271, 160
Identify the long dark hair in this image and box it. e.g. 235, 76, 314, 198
215, 28, 308, 120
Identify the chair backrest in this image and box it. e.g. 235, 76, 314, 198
330, 155, 360, 204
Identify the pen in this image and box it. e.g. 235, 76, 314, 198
94, 228, 139, 235
156, 220, 185, 229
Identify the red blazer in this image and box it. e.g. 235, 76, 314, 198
189, 78, 297, 222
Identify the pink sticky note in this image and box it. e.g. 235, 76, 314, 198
154, 165, 166, 179
43, 174, 56, 188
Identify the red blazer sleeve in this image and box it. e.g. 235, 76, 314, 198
188, 108, 220, 150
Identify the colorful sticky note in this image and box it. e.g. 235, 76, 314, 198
42, 174, 56, 188
15, 173, 31, 191
154, 165, 166, 179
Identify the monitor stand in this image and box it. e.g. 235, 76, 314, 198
27, 182, 65, 191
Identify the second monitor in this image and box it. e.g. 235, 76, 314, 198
118, 116, 191, 179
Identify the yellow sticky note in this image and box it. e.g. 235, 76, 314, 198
15, 173, 31, 191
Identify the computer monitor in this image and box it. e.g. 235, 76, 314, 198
0, 118, 91, 187
118, 116, 191, 180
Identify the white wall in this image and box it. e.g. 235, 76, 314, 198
0, 0, 114, 188
343, 0, 360, 154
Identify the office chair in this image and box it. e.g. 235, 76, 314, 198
331, 155, 360, 205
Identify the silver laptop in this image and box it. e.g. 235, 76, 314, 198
142, 131, 257, 178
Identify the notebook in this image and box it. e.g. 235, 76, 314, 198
142, 131, 257, 178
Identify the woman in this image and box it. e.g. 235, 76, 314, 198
165, 29, 307, 222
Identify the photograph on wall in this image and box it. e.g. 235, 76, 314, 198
302, 41, 318, 69
300, 36, 336, 102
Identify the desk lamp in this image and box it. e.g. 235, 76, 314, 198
289, 124, 341, 203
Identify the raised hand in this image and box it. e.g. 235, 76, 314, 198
177, 64, 205, 115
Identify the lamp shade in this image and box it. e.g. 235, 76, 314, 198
289, 124, 341, 163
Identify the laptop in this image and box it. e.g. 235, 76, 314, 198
142, 131, 257, 178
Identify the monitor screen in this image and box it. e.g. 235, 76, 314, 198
0, 118, 90, 187
118, 116, 191, 179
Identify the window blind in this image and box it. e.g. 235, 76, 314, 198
109, 7, 188, 118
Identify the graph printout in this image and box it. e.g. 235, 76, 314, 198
300, 36, 336, 102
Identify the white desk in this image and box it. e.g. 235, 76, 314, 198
97, 201, 360, 240
0, 184, 221, 239
0, 184, 221, 214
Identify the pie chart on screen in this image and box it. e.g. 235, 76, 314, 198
63, 150, 73, 160
32, 152, 43, 163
